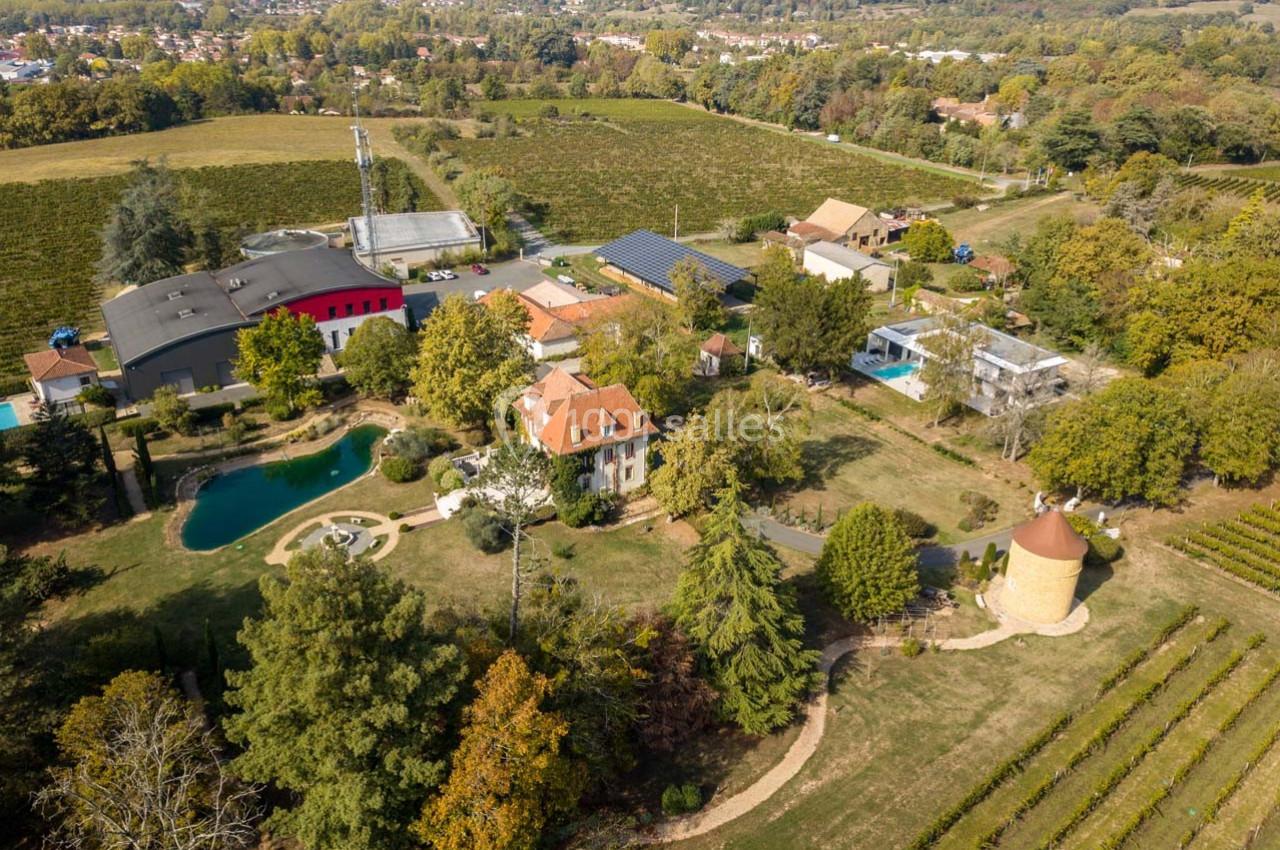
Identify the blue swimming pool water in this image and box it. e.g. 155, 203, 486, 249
181, 425, 385, 551
872, 362, 920, 381
0, 402, 18, 431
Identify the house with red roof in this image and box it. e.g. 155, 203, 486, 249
23, 345, 100, 410
480, 284, 633, 360
515, 367, 658, 495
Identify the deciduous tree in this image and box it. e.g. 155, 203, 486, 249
671, 257, 726, 332
902, 219, 954, 263
233, 309, 325, 415
340, 316, 417, 399
224, 548, 465, 850
649, 425, 733, 518
415, 651, 582, 850
412, 294, 531, 429
36, 670, 260, 850
673, 479, 817, 735
479, 443, 549, 641
816, 503, 919, 623
919, 312, 983, 426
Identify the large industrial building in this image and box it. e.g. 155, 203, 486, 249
348, 211, 481, 279
101, 247, 406, 400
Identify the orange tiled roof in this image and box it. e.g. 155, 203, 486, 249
520, 366, 657, 456
23, 345, 97, 381
482, 290, 632, 343
701, 332, 743, 358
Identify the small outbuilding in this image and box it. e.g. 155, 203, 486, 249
802, 241, 892, 292
698, 333, 743, 377
23, 345, 100, 411
1002, 510, 1087, 625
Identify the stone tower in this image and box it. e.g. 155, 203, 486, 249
1002, 510, 1087, 625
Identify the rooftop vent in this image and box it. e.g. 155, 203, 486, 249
177, 308, 195, 320
227, 277, 245, 290
266, 290, 279, 300
166, 290, 183, 301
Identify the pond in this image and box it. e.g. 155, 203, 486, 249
181, 425, 385, 551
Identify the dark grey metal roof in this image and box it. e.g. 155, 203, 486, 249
216, 247, 396, 316
101, 248, 398, 366
101, 272, 251, 366
595, 230, 749, 294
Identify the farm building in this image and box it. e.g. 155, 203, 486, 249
23, 345, 100, 411
1002, 510, 1087, 625
697, 333, 743, 377
802, 241, 893, 291
595, 230, 749, 299
348, 211, 482, 279
480, 283, 633, 360
514, 366, 658, 495
790, 198, 889, 251
102, 247, 405, 401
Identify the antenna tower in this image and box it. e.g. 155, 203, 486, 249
352, 92, 379, 269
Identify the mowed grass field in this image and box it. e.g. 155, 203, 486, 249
446, 98, 972, 241
0, 114, 425, 183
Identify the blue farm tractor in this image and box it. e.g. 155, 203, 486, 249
48, 326, 80, 349
953, 243, 975, 264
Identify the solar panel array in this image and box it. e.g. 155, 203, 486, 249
595, 230, 749, 294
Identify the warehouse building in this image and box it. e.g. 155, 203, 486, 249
595, 230, 749, 299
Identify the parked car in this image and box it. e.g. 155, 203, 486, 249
426, 270, 445, 281
471, 263, 489, 275
438, 269, 457, 280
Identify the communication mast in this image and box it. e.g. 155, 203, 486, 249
351, 93, 379, 269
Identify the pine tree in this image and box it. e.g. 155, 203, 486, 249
224, 548, 466, 850
817, 503, 920, 623
415, 651, 582, 850
672, 478, 818, 735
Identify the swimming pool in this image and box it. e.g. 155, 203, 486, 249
0, 402, 18, 431
872, 361, 920, 381
181, 424, 385, 551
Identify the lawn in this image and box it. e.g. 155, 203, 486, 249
0, 114, 430, 183
935, 192, 1097, 256
444, 98, 972, 242
777, 391, 1033, 543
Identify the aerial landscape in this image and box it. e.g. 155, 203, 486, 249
3, 0, 1280, 848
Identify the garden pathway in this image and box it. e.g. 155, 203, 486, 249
647, 577, 1088, 844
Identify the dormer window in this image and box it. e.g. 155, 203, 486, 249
177, 308, 195, 319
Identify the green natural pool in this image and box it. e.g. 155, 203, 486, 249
181, 425, 385, 551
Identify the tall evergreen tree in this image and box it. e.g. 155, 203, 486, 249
22, 403, 101, 525
98, 425, 128, 517
224, 548, 466, 850
97, 159, 192, 285
817, 503, 920, 623
672, 479, 818, 735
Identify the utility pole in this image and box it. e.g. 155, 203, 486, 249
351, 90, 379, 270
890, 255, 900, 308
674, 204, 679, 240
744, 313, 753, 370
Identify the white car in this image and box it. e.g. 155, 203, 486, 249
426, 270, 445, 281
439, 270, 458, 280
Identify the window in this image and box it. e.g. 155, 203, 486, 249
362, 300, 371, 314
345, 303, 354, 317
328, 306, 337, 320
78, 376, 92, 387
624, 441, 635, 460
331, 330, 340, 349
624, 466, 633, 482
379, 297, 388, 311
603, 447, 615, 464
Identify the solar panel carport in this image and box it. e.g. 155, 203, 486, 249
595, 230, 749, 295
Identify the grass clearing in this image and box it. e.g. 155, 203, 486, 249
779, 391, 1031, 543
446, 98, 971, 242
935, 192, 1096, 255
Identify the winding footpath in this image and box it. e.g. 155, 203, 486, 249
646, 579, 1088, 844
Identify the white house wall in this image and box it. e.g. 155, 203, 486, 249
36, 373, 97, 404
317, 308, 407, 353
803, 253, 891, 292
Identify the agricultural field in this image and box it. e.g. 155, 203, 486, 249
0, 158, 435, 382
446, 98, 973, 242
1169, 503, 1280, 594
1175, 171, 1280, 201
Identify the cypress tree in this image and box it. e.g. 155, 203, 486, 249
99, 425, 129, 517
673, 478, 818, 735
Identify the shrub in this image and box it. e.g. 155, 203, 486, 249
558, 492, 614, 527
981, 542, 998, 570
265, 400, 296, 421
388, 510, 402, 520
951, 194, 979, 209
461, 506, 507, 553
901, 637, 924, 657
439, 468, 465, 493
117, 417, 159, 438
1088, 534, 1123, 566
661, 783, 703, 816
381, 455, 419, 483
552, 542, 576, 560
960, 491, 998, 529
893, 508, 935, 540
77, 383, 114, 407
398, 523, 411, 533
148, 385, 196, 435
949, 267, 988, 293
387, 427, 456, 465
428, 454, 455, 485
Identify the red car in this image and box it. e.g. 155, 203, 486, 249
470, 263, 489, 275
